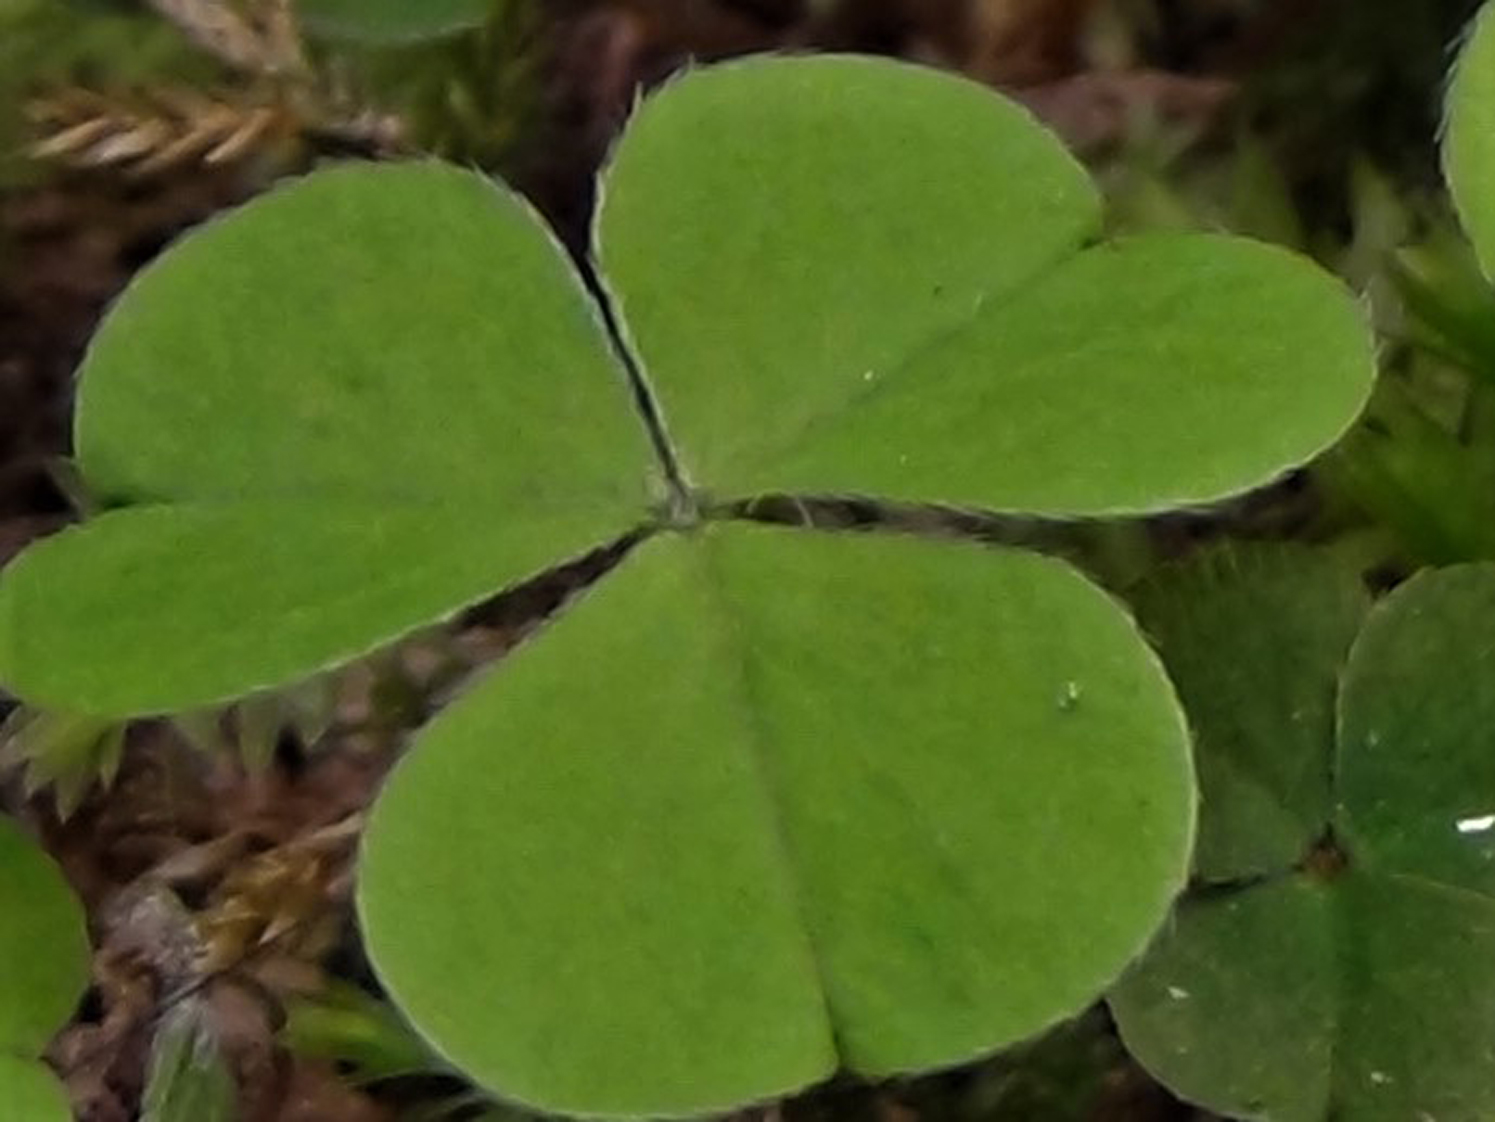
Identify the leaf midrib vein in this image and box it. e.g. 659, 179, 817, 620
691, 535, 841, 1060
726, 241, 1090, 485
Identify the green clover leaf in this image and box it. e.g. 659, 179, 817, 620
599, 57, 1371, 513
0, 815, 91, 1121
1447, 1, 1495, 282
0, 55, 1373, 1117
1112, 555, 1495, 1121
2, 162, 655, 715
360, 528, 1194, 1116
1127, 545, 1370, 882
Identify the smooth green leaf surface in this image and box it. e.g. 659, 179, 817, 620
3, 162, 655, 715
1132, 544, 1368, 881
0, 815, 89, 1055
360, 526, 1193, 1117
597, 54, 1101, 491
762, 235, 1376, 515
1112, 878, 1336, 1122
599, 57, 1371, 512
1446, 1, 1495, 279
1333, 872, 1495, 1119
76, 163, 650, 509
1115, 871, 1495, 1121
299, 0, 496, 42
363, 533, 836, 1119
0, 1055, 72, 1122
1338, 564, 1495, 893
0, 502, 619, 716
1112, 563, 1495, 1120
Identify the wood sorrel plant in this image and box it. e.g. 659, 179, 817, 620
1110, 548, 1495, 1121
0, 55, 1373, 1117
1106, 7, 1495, 1120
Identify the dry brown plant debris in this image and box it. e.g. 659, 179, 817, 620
26, 0, 403, 179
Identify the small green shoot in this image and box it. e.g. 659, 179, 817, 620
0, 814, 91, 1120
298, 0, 502, 44
141, 1001, 237, 1122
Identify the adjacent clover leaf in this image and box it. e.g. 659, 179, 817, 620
0, 53, 1375, 1118
1112, 558, 1495, 1121
1129, 545, 1369, 881
297, 0, 498, 43
0, 1055, 74, 1122
0, 814, 91, 1121
1446, 0, 1495, 280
